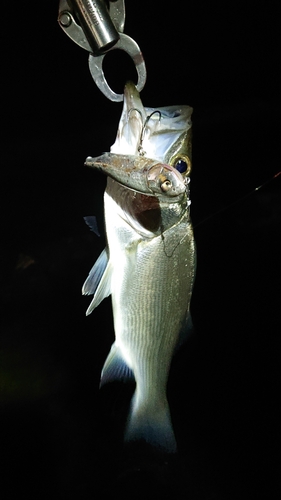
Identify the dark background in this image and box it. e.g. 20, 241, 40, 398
1, 1, 280, 498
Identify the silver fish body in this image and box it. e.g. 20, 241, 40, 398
83, 82, 196, 452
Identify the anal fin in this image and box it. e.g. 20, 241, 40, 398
100, 342, 134, 387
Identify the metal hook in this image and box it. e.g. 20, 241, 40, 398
144, 110, 162, 127
126, 108, 161, 156
128, 107, 144, 122
138, 111, 161, 156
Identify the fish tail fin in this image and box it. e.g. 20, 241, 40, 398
124, 392, 177, 454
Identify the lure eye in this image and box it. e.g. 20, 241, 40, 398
171, 155, 191, 176
161, 179, 172, 192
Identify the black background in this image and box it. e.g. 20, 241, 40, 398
1, 1, 280, 498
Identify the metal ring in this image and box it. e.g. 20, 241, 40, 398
88, 33, 147, 102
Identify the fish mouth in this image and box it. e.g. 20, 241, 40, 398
85, 81, 192, 196
110, 81, 193, 165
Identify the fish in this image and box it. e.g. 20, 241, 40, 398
83, 81, 196, 453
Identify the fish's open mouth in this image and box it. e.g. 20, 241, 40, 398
110, 81, 193, 166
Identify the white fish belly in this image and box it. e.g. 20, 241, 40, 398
104, 191, 195, 402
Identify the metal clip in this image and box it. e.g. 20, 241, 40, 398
58, 0, 146, 101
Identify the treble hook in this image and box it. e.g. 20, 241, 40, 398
127, 108, 161, 156
139, 111, 162, 156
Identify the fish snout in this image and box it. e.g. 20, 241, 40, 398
147, 164, 186, 197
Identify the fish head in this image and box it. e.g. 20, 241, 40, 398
110, 81, 193, 177
85, 82, 192, 201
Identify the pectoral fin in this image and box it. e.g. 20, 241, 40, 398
82, 248, 109, 296
82, 248, 112, 315
83, 215, 100, 237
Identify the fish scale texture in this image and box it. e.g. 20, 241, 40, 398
104, 183, 195, 451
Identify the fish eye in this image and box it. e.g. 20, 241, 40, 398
161, 179, 172, 192
175, 159, 188, 173
171, 155, 191, 176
